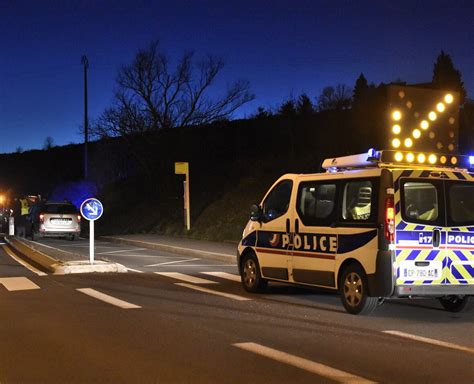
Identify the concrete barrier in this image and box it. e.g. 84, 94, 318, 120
5, 236, 127, 274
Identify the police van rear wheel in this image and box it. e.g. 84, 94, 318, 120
340, 264, 377, 315
241, 253, 267, 293
438, 295, 469, 312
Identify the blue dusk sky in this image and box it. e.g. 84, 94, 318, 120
0, 0, 472, 153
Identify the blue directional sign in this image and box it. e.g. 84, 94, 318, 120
80, 198, 104, 221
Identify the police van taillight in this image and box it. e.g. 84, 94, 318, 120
385, 196, 395, 242
39, 214, 44, 223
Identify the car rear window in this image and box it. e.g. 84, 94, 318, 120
448, 182, 474, 226
44, 204, 78, 214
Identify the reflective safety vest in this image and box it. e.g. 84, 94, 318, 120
20, 198, 29, 215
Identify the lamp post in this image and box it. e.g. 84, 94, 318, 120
81, 55, 89, 180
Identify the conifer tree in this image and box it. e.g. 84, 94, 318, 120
432, 51, 466, 102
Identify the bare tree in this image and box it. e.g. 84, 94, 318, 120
43, 136, 55, 150
317, 84, 352, 111
92, 40, 254, 138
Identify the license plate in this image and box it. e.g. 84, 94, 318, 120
399, 261, 442, 281
51, 218, 72, 225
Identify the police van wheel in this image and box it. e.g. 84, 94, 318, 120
340, 264, 377, 315
241, 253, 267, 293
438, 295, 469, 312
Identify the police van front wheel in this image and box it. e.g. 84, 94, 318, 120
438, 295, 469, 312
241, 254, 267, 293
340, 264, 377, 315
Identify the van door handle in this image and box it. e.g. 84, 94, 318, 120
433, 229, 441, 248
294, 219, 299, 234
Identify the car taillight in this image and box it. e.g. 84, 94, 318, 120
77, 215, 81, 222
39, 214, 44, 223
385, 196, 395, 242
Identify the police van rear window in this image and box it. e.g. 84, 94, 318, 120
402, 181, 440, 224
401, 179, 474, 227
447, 182, 474, 226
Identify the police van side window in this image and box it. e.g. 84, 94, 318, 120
262, 180, 293, 222
342, 180, 373, 221
296, 182, 336, 226
401, 181, 441, 224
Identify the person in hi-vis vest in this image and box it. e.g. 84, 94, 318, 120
16, 196, 29, 238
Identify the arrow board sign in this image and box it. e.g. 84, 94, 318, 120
80, 198, 104, 221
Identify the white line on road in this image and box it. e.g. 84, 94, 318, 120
146, 258, 200, 267
153, 264, 236, 267
0, 277, 40, 291
201, 271, 241, 282
101, 254, 185, 258
77, 288, 141, 309
155, 272, 217, 284
233, 342, 376, 384
126, 267, 144, 273
97, 248, 147, 255
2, 245, 47, 276
104, 237, 234, 259
382, 330, 474, 354
176, 283, 251, 301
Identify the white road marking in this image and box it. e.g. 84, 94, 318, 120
97, 248, 147, 255
146, 258, 200, 267
155, 272, 217, 284
383, 330, 474, 354
233, 342, 376, 384
176, 283, 251, 301
104, 237, 233, 259
77, 288, 141, 309
201, 271, 241, 282
102, 254, 185, 258
2, 245, 47, 276
154, 264, 236, 267
126, 267, 144, 273
0, 277, 40, 291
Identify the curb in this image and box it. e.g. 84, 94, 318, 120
100, 236, 236, 263
5, 236, 57, 273
5, 236, 127, 275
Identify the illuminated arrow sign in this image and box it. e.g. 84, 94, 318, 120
80, 198, 104, 221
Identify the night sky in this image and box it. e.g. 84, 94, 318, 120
1, 0, 473, 153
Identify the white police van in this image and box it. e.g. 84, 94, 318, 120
237, 149, 474, 314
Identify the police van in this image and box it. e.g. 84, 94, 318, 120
237, 149, 474, 314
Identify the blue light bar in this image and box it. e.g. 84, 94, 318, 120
470, 156, 474, 166
367, 148, 380, 160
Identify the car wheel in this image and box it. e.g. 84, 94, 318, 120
438, 295, 469, 312
340, 263, 378, 315
240, 252, 267, 293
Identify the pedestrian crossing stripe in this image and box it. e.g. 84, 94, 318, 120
0, 277, 40, 291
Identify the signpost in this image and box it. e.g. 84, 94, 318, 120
174, 162, 190, 231
80, 198, 104, 264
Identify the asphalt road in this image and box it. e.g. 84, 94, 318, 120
0, 237, 472, 383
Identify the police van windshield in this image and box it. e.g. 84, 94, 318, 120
401, 180, 474, 226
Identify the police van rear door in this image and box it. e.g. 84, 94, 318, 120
444, 175, 474, 285
395, 171, 474, 288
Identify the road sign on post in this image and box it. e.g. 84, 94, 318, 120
80, 198, 104, 265
174, 162, 190, 231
